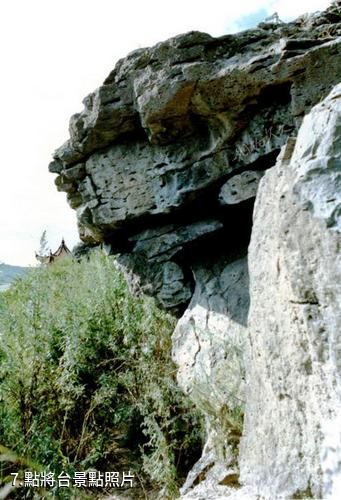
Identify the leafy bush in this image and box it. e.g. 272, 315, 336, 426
0, 250, 203, 498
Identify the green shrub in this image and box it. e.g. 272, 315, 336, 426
0, 250, 203, 499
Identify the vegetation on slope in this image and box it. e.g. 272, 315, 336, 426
0, 251, 203, 499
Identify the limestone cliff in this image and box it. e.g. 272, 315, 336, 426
50, 3, 341, 498
239, 84, 341, 500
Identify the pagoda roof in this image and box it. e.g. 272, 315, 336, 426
53, 238, 71, 257
35, 238, 71, 263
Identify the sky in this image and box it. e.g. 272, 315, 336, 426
0, 0, 332, 265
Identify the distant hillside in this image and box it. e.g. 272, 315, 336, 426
0, 263, 30, 290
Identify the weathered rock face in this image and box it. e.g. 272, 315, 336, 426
50, 3, 341, 498
240, 85, 341, 499
51, 3, 341, 312
177, 85, 341, 500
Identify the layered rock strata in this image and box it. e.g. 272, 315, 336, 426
51, 3, 341, 312
50, 3, 341, 498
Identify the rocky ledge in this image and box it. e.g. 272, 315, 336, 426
50, 3, 341, 498
51, 2, 341, 312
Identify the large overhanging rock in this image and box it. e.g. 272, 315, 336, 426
50, 4, 341, 310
